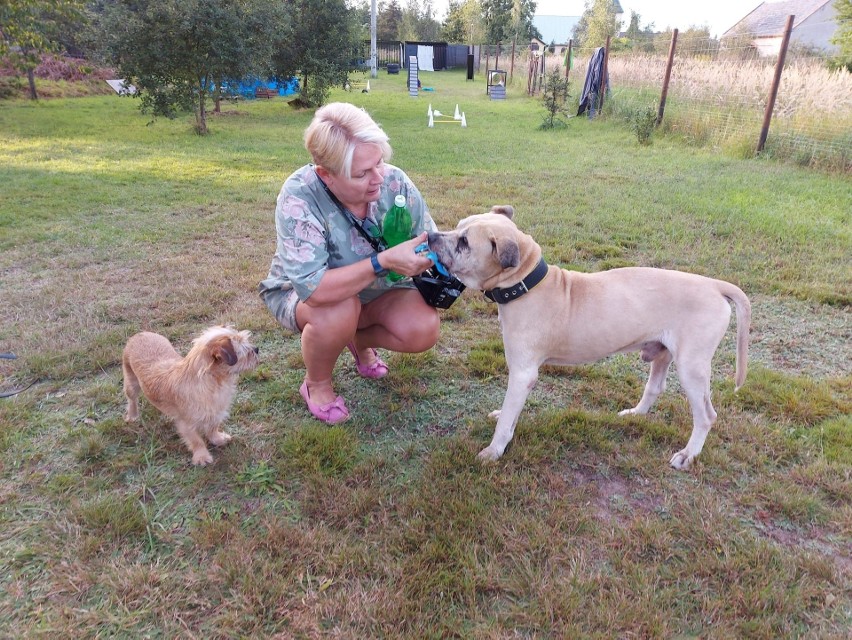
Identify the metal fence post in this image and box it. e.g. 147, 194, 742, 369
657, 29, 678, 126
758, 14, 795, 154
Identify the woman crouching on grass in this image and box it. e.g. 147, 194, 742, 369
259, 102, 439, 424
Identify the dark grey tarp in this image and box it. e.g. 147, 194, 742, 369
577, 47, 609, 118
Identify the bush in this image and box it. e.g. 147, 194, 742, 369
0, 53, 113, 82
0, 77, 23, 99
629, 105, 657, 145
539, 69, 571, 130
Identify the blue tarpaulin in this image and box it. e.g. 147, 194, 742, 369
221, 77, 299, 99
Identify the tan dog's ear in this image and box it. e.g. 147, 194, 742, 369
208, 336, 238, 366
494, 236, 519, 269
490, 205, 514, 219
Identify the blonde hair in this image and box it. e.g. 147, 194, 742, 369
304, 102, 393, 178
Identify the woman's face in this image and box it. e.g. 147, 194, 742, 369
325, 143, 385, 212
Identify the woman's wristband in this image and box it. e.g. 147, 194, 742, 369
370, 253, 388, 277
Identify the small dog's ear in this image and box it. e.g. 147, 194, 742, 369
490, 205, 514, 219
209, 336, 238, 366
493, 236, 519, 269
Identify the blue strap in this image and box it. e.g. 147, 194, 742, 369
414, 242, 449, 276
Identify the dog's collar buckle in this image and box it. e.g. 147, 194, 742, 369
483, 258, 548, 304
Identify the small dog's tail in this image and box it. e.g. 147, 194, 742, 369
720, 282, 751, 390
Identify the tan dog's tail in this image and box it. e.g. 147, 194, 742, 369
719, 282, 751, 390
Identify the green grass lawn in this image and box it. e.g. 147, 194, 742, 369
1, 69, 850, 637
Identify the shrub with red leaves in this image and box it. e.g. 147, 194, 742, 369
0, 53, 114, 81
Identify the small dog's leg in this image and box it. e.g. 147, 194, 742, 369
208, 430, 232, 447
479, 367, 539, 462
670, 360, 716, 470
619, 348, 673, 417
122, 358, 141, 422
177, 421, 214, 466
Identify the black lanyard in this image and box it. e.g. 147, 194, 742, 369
317, 173, 387, 252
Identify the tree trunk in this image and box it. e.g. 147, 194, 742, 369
196, 97, 208, 135
27, 67, 38, 100
195, 78, 209, 135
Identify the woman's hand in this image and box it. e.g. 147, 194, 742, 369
379, 232, 434, 277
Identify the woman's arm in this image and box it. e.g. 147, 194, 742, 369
305, 233, 433, 306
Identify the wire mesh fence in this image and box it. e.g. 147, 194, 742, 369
479, 30, 852, 172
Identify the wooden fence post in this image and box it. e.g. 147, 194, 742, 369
510, 39, 516, 83
657, 28, 678, 126
597, 36, 611, 115
758, 14, 795, 153
565, 39, 573, 81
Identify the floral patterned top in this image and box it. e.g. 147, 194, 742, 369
259, 163, 436, 304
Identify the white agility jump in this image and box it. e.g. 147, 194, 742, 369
428, 103, 467, 128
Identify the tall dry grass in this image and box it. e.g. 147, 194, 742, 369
488, 43, 851, 169
607, 53, 852, 116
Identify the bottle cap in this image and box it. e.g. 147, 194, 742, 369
394, 194, 406, 207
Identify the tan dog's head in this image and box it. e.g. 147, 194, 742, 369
189, 326, 260, 377
427, 205, 541, 291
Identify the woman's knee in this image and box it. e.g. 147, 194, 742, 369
401, 307, 440, 351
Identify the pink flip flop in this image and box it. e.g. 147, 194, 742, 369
299, 381, 349, 424
347, 343, 389, 379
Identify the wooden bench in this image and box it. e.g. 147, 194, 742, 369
255, 88, 276, 99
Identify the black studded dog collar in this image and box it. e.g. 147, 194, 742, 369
483, 258, 549, 304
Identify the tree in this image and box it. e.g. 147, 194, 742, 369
830, 0, 852, 71
539, 68, 570, 129
397, 0, 440, 41
624, 10, 654, 53
273, 0, 359, 108
573, 0, 621, 50
442, 0, 492, 43
0, 0, 85, 99
442, 0, 486, 44
92, 0, 286, 135
378, 0, 404, 40
481, 0, 537, 44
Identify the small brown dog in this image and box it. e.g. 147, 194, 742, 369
122, 326, 259, 465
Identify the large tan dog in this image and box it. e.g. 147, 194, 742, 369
427, 207, 751, 469
122, 326, 259, 465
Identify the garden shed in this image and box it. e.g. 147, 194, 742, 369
403, 42, 448, 71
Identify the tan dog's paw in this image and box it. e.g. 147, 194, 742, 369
669, 449, 695, 470
208, 431, 232, 447
477, 446, 502, 462
488, 410, 501, 421
124, 401, 139, 422
192, 449, 214, 466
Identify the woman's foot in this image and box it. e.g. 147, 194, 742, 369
347, 342, 389, 379
299, 381, 349, 424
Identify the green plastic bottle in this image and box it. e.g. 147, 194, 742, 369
382, 194, 413, 282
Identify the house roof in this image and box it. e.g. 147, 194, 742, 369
533, 15, 581, 45
723, 0, 832, 37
